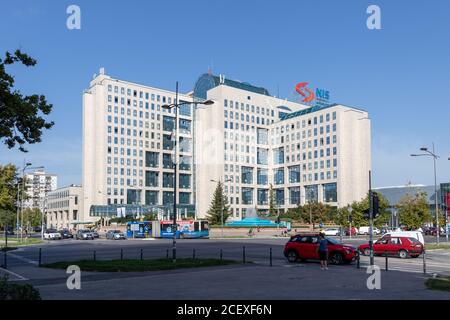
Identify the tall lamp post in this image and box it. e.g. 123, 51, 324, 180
162, 82, 214, 262
411, 143, 440, 245
210, 178, 232, 238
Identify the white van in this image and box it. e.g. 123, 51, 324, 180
358, 226, 381, 235
382, 231, 425, 245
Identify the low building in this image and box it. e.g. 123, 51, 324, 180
374, 183, 450, 228
46, 185, 83, 230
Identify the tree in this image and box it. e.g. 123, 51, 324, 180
300, 202, 334, 226
268, 184, 276, 217
22, 208, 41, 228
0, 50, 54, 152
396, 191, 431, 229
0, 164, 19, 229
345, 192, 390, 228
205, 181, 230, 225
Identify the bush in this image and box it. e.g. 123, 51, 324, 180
0, 275, 41, 300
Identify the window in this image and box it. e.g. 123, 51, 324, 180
289, 187, 301, 205
289, 165, 301, 183
179, 174, 191, 189
145, 152, 159, 168
323, 183, 337, 202
273, 147, 284, 164
241, 167, 253, 184
163, 154, 174, 169
257, 148, 268, 165
145, 191, 158, 205
242, 188, 253, 205
274, 168, 285, 185
257, 189, 268, 205
163, 191, 174, 205
145, 171, 158, 187
163, 116, 175, 132
305, 185, 318, 202
257, 169, 268, 185
163, 173, 174, 188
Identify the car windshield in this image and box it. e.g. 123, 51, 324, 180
326, 237, 340, 245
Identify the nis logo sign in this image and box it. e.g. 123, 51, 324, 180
295, 82, 330, 104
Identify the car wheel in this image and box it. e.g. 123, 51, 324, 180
286, 250, 298, 263
329, 252, 344, 265
399, 250, 408, 259
363, 248, 370, 256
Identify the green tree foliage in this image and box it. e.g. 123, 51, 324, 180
268, 184, 276, 216
0, 50, 54, 152
300, 202, 335, 225
343, 192, 391, 228
22, 208, 41, 227
0, 164, 18, 228
205, 181, 230, 225
396, 191, 431, 229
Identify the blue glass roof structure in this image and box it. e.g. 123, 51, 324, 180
193, 73, 270, 100
279, 103, 337, 121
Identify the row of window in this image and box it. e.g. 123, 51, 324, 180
224, 183, 338, 206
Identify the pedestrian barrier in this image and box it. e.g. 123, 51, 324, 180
385, 251, 388, 271
166, 249, 169, 259
219, 249, 223, 261
243, 246, 246, 264
2, 250, 7, 269
120, 248, 123, 261
192, 249, 196, 259
423, 249, 427, 274
140, 248, 143, 261
38, 248, 42, 267
270, 247, 273, 267
93, 250, 96, 261
356, 253, 360, 269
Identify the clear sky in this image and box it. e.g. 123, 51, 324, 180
1, 0, 449, 188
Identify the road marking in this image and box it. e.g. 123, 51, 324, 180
0, 267, 28, 281
6, 252, 38, 266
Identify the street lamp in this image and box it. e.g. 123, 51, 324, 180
162, 81, 214, 263
411, 143, 440, 245
210, 178, 232, 238
347, 205, 353, 240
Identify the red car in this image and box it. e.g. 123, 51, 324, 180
283, 233, 358, 265
358, 236, 423, 259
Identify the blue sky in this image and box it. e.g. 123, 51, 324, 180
1, 0, 449, 188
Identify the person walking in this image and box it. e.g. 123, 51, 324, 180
317, 232, 328, 270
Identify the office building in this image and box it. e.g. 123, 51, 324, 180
82, 70, 371, 222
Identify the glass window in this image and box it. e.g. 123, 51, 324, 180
242, 188, 253, 205
145, 152, 159, 168
163, 173, 174, 188
289, 187, 301, 205
289, 165, 301, 183
257, 169, 268, 185
274, 168, 285, 185
257, 189, 268, 205
145, 191, 158, 205
323, 183, 337, 202
241, 166, 253, 184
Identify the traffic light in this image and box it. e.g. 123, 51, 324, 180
348, 215, 353, 223
363, 209, 370, 219
373, 192, 380, 218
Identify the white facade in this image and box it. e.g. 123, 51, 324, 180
23, 169, 57, 213
82, 70, 371, 222
194, 80, 371, 220
46, 185, 82, 229
82, 70, 194, 223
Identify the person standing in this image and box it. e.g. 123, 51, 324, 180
317, 232, 328, 270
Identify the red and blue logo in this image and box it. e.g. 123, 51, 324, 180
295, 82, 315, 103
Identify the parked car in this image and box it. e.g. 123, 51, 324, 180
76, 230, 95, 240
58, 229, 74, 239
322, 228, 341, 236
344, 227, 358, 236
106, 230, 126, 240
32, 226, 42, 233
89, 229, 100, 238
44, 229, 62, 240
383, 231, 425, 244
358, 235, 423, 259
283, 233, 358, 265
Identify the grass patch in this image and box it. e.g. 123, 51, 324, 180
0, 238, 43, 248
425, 276, 450, 292
425, 243, 450, 250
41, 258, 239, 272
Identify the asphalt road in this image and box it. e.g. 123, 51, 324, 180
2, 236, 450, 275
1, 237, 450, 299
